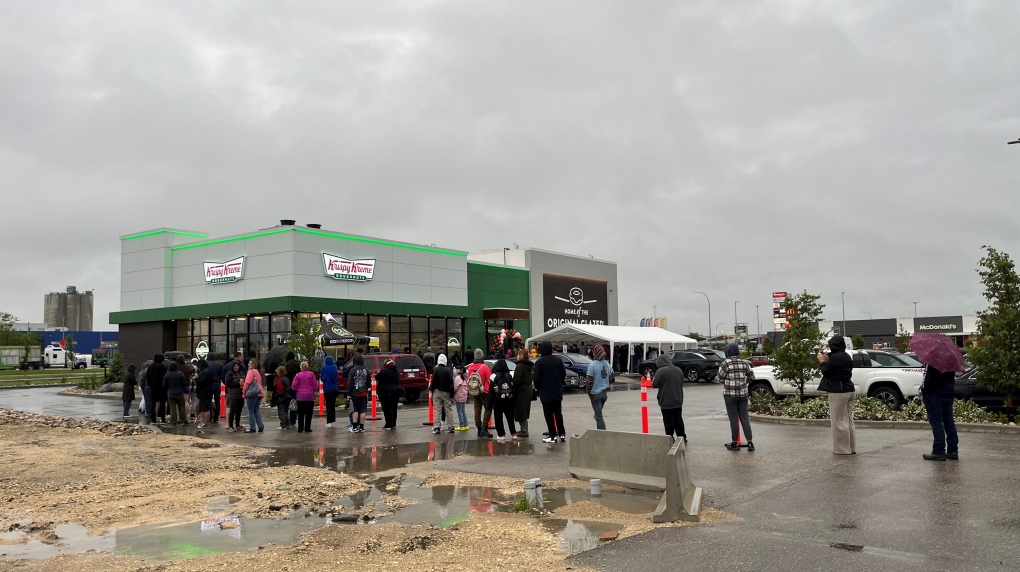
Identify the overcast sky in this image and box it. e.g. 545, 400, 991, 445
2, 1, 1018, 335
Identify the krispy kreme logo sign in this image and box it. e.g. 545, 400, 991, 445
322, 253, 376, 281
204, 256, 244, 284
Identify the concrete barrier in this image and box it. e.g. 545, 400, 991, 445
653, 439, 702, 523
568, 430, 675, 490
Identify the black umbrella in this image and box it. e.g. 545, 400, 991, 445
263, 345, 288, 374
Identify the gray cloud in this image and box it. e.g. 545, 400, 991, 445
1, 1, 1017, 334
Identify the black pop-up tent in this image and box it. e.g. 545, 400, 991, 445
321, 315, 371, 347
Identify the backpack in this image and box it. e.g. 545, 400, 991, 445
494, 373, 513, 400
467, 367, 483, 396
352, 367, 370, 394
275, 376, 286, 396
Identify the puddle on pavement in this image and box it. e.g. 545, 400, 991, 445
0, 524, 114, 560
114, 516, 320, 560
2, 474, 645, 561
328, 477, 633, 553
264, 439, 534, 475
540, 519, 623, 554
1, 517, 320, 561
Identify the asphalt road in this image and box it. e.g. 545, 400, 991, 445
3, 380, 1018, 570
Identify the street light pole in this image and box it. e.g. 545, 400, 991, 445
840, 292, 846, 336
912, 302, 918, 318
756, 305, 760, 338
734, 301, 739, 338
693, 292, 711, 340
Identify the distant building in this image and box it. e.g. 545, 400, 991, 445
44, 286, 93, 331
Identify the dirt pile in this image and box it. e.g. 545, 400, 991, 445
0, 408, 154, 436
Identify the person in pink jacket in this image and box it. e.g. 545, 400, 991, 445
453, 366, 469, 431
291, 361, 318, 433
241, 358, 265, 433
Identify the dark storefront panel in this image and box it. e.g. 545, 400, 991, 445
913, 316, 963, 334
833, 318, 897, 337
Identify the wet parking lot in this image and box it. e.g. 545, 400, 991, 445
3, 381, 1020, 570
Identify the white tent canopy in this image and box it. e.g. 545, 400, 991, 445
525, 324, 698, 372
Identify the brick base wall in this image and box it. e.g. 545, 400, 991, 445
119, 321, 175, 369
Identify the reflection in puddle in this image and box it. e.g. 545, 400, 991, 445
540, 519, 622, 554
114, 516, 320, 560
0, 524, 114, 560
264, 439, 535, 475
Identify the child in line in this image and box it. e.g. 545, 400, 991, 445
453, 366, 469, 431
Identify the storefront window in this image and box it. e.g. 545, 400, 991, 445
391, 316, 409, 333
250, 334, 269, 360
211, 318, 228, 336
446, 318, 462, 334
231, 335, 247, 358
251, 315, 270, 334
391, 333, 409, 353
271, 314, 292, 333
373, 334, 389, 354
346, 315, 368, 335
229, 317, 247, 334
211, 336, 228, 357
410, 332, 429, 355
176, 320, 190, 339
411, 317, 428, 333
272, 332, 289, 347
176, 337, 190, 353
370, 315, 389, 335
193, 319, 209, 338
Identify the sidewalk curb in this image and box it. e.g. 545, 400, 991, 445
749, 414, 1020, 434
0, 383, 78, 391
59, 390, 120, 400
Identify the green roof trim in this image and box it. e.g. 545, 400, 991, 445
121, 229, 207, 240
166, 227, 466, 256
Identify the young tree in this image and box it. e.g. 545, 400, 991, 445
968, 246, 1020, 409
772, 291, 825, 403
64, 334, 75, 367
851, 334, 867, 351
288, 316, 322, 372
895, 324, 911, 353
762, 336, 775, 356
0, 311, 17, 346
106, 351, 126, 384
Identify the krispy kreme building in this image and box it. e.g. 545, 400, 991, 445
112, 221, 618, 370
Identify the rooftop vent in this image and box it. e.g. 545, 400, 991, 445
306, 223, 322, 229
280, 219, 296, 226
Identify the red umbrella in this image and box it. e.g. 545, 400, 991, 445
909, 332, 964, 373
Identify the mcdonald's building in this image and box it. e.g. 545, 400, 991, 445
112, 222, 618, 368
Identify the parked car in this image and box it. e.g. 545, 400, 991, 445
748, 355, 771, 367
555, 353, 614, 386
163, 351, 193, 363
954, 368, 1010, 410
485, 358, 584, 391
639, 350, 720, 383
341, 353, 428, 403
749, 349, 924, 409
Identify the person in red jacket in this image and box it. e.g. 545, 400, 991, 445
466, 348, 493, 438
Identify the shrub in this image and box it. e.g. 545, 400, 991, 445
752, 393, 1005, 424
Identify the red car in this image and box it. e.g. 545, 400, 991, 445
341, 353, 428, 403
748, 356, 771, 367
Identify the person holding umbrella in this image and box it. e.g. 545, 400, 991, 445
911, 332, 964, 461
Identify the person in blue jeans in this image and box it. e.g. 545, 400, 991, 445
585, 344, 612, 430
921, 364, 959, 461
242, 358, 265, 433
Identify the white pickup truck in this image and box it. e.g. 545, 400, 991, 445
749, 349, 925, 409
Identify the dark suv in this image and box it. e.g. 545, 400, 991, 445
342, 353, 428, 403
640, 350, 720, 382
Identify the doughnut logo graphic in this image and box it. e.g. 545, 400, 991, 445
555, 287, 597, 307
